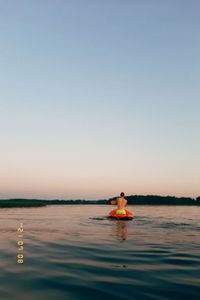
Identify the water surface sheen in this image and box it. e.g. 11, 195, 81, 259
0, 205, 199, 300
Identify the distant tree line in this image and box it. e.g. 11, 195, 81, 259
0, 198, 108, 207
0, 199, 46, 207
0, 195, 199, 208
109, 195, 199, 205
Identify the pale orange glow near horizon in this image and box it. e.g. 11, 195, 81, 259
1, 151, 199, 199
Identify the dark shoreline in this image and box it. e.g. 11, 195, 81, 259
0, 195, 199, 208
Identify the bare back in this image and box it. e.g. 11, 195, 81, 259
117, 197, 127, 209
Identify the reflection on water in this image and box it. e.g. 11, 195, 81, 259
0, 205, 200, 300
111, 220, 128, 241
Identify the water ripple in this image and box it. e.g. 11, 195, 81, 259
0, 205, 200, 300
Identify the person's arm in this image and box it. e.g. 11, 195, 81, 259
110, 198, 118, 205
110, 199, 117, 205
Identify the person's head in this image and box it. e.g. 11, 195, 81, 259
120, 192, 125, 197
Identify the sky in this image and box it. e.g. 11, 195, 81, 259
0, 0, 199, 200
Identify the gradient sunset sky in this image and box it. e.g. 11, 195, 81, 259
0, 1, 199, 200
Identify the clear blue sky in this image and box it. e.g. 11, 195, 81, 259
0, 0, 199, 199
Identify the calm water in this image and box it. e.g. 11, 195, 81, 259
0, 205, 199, 300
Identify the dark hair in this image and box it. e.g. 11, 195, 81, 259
120, 192, 125, 197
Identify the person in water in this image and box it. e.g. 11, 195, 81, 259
112, 192, 127, 214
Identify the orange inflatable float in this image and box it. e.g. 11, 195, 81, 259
108, 209, 133, 220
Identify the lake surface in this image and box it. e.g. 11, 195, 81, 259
0, 205, 199, 300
